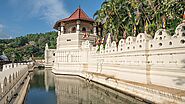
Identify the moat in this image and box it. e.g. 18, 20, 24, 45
25, 68, 146, 104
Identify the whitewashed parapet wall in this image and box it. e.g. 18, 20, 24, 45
85, 23, 185, 90
44, 43, 56, 67
51, 23, 185, 91
45, 49, 56, 67
0, 62, 32, 102
2, 62, 33, 71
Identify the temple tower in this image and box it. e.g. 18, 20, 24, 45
52, 7, 96, 71
54, 7, 96, 50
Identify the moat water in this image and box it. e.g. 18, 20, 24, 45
25, 68, 146, 104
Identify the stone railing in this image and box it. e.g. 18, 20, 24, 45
80, 23, 185, 67
95, 23, 185, 53
0, 62, 33, 102
80, 23, 185, 91
2, 62, 33, 72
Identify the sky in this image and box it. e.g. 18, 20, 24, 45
0, 0, 104, 39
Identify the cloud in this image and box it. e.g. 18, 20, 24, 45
8, 0, 69, 25
0, 24, 4, 33
0, 34, 12, 39
30, 0, 69, 25
0, 24, 12, 39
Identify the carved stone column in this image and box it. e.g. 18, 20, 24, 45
77, 20, 81, 34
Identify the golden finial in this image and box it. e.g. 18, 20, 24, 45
162, 16, 166, 29
183, 11, 185, 23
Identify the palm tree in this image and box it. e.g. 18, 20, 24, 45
94, 0, 185, 42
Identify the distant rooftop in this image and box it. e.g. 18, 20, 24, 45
0, 54, 9, 61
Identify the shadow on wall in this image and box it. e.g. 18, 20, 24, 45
173, 59, 185, 86
173, 77, 185, 86
181, 59, 185, 68
0, 65, 2, 71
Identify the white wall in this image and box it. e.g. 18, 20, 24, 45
50, 23, 185, 90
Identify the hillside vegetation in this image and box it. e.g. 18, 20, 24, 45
0, 31, 57, 62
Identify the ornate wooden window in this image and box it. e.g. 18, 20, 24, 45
71, 27, 76, 33
82, 27, 86, 33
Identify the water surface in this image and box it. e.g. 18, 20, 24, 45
25, 69, 146, 104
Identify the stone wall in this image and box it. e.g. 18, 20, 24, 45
45, 49, 56, 67
0, 62, 32, 104
86, 23, 185, 90
51, 23, 185, 91
49, 23, 185, 103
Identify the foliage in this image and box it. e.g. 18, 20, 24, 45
0, 31, 57, 62
94, 0, 185, 42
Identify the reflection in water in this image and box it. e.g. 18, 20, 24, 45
25, 68, 56, 104
25, 69, 146, 104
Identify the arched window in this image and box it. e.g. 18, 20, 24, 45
82, 27, 86, 33
9, 75, 12, 83
64, 28, 66, 34
71, 27, 76, 33
4, 77, 7, 87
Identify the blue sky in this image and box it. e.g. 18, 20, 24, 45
0, 0, 104, 39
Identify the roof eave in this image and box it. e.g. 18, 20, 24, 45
53, 19, 94, 30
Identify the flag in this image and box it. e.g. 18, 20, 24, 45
82, 32, 89, 39
134, 25, 136, 36
123, 31, 126, 43
183, 11, 185, 23
135, 10, 140, 25
101, 37, 104, 44
96, 38, 100, 45
106, 33, 111, 45
145, 20, 148, 33
162, 16, 166, 29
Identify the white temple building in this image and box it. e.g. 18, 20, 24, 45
45, 7, 185, 103
45, 7, 96, 73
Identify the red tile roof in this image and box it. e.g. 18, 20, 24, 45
54, 7, 94, 30
61, 7, 94, 22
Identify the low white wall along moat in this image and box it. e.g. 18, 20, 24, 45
45, 22, 185, 103
0, 62, 33, 104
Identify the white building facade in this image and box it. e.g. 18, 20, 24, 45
45, 8, 185, 103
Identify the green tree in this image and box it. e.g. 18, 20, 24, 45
94, 0, 185, 41
0, 31, 57, 61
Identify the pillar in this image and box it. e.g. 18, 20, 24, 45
60, 23, 65, 34
61, 26, 64, 34
77, 20, 80, 34
58, 30, 61, 35
3, 65, 6, 71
